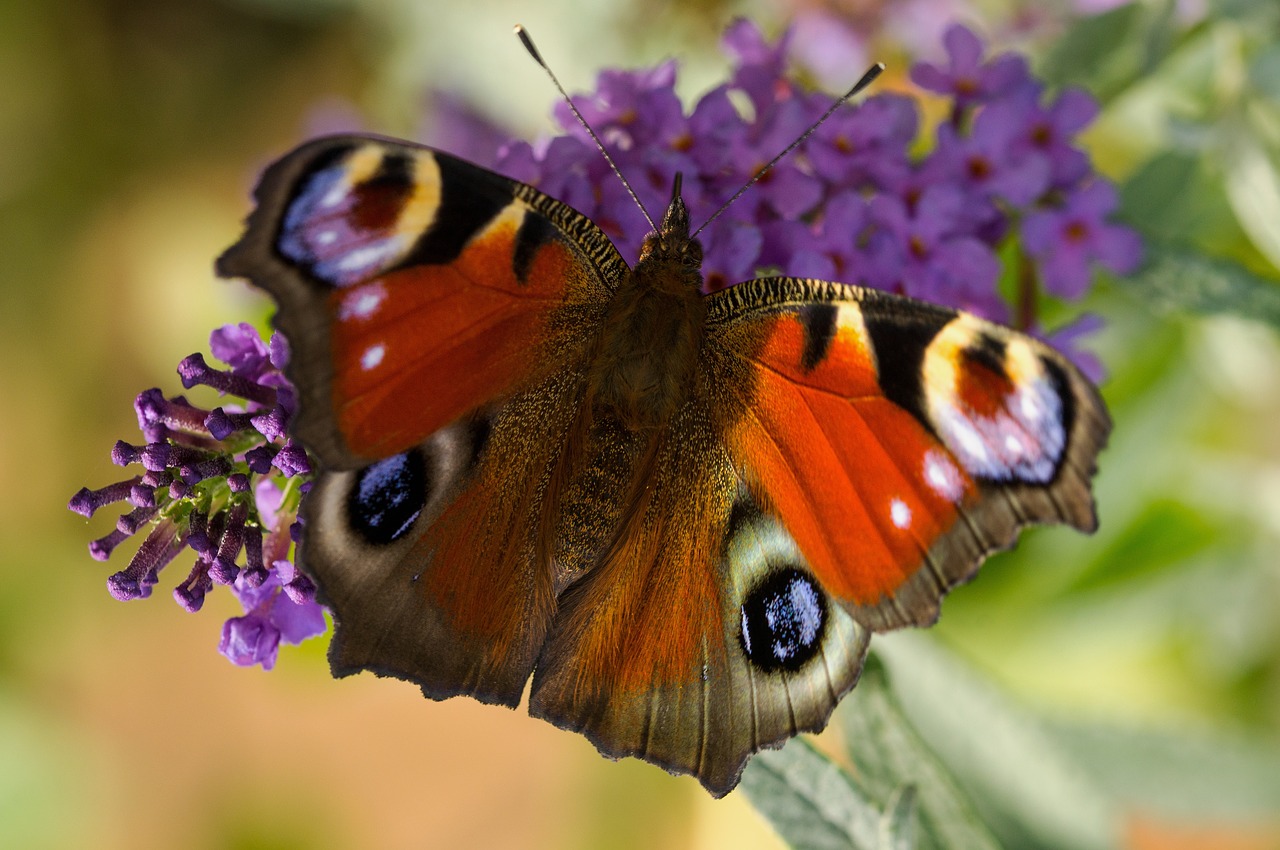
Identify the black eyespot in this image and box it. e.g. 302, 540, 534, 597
347, 450, 426, 545
739, 568, 827, 672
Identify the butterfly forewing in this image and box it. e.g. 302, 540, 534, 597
216, 135, 625, 469
706, 277, 1110, 630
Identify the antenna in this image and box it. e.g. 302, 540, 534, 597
515, 25, 658, 232
691, 62, 885, 239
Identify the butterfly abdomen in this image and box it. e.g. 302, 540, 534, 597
587, 252, 707, 431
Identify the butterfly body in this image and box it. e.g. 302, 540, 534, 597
218, 134, 1109, 796
586, 185, 705, 431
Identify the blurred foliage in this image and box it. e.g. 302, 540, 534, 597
12, 0, 1280, 848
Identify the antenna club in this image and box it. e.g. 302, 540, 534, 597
514, 24, 546, 67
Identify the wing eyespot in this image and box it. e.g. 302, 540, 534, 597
738, 568, 828, 673
346, 449, 428, 545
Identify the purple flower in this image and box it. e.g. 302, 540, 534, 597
209, 322, 271, 380
992, 85, 1099, 189
420, 90, 513, 169
866, 185, 1007, 320
70, 324, 320, 659
219, 613, 281, 670
722, 18, 796, 114
554, 60, 686, 153
806, 93, 918, 190
219, 569, 326, 670
929, 108, 1051, 208
760, 192, 870, 282
1023, 181, 1143, 298
911, 24, 1031, 114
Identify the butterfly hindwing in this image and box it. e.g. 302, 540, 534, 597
707, 278, 1110, 631
528, 374, 871, 797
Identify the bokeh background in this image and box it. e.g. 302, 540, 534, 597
8, 0, 1280, 847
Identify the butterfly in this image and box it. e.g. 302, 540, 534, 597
216, 132, 1109, 796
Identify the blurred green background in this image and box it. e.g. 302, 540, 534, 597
9, 0, 1280, 847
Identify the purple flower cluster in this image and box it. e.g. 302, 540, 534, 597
68, 324, 325, 668
490, 20, 1141, 377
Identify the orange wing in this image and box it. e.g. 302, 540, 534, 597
708, 278, 1110, 630
217, 136, 626, 706
217, 135, 625, 468
528, 386, 871, 797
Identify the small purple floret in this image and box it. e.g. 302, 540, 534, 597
205, 407, 255, 440
210, 322, 271, 379
174, 558, 214, 612
89, 528, 130, 561
250, 405, 288, 441
219, 613, 282, 670
68, 477, 142, 518
245, 444, 277, 474
111, 441, 142, 466
273, 440, 311, 477
129, 484, 156, 508
178, 352, 278, 407
180, 457, 233, 485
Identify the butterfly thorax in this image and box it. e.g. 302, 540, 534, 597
586, 188, 706, 432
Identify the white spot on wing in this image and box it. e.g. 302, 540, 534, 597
320, 182, 350, 209
924, 449, 965, 502
340, 283, 386, 321
890, 498, 912, 529
334, 239, 405, 276
361, 344, 385, 371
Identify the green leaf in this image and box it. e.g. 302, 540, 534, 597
1221, 117, 1280, 269
1122, 241, 1280, 327
1119, 151, 1223, 243
1048, 720, 1280, 818
875, 634, 1120, 850
1059, 498, 1223, 594
1039, 1, 1177, 99
840, 658, 1000, 850
741, 739, 883, 850
877, 786, 919, 850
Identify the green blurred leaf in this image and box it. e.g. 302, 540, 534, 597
840, 658, 1000, 850
1119, 151, 1222, 242
1061, 498, 1223, 594
876, 634, 1119, 850
877, 786, 919, 850
1123, 241, 1280, 327
1249, 43, 1280, 101
1040, 1, 1177, 99
741, 739, 883, 850
0, 689, 88, 849
1221, 116, 1280, 269
1216, 0, 1280, 28
1049, 720, 1280, 818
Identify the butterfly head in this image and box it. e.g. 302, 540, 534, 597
638, 173, 703, 278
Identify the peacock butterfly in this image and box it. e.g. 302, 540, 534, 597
216, 62, 1109, 796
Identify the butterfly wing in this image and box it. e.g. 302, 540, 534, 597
709, 277, 1110, 631
528, 378, 871, 797
217, 135, 625, 705
529, 274, 1107, 796
217, 134, 626, 468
